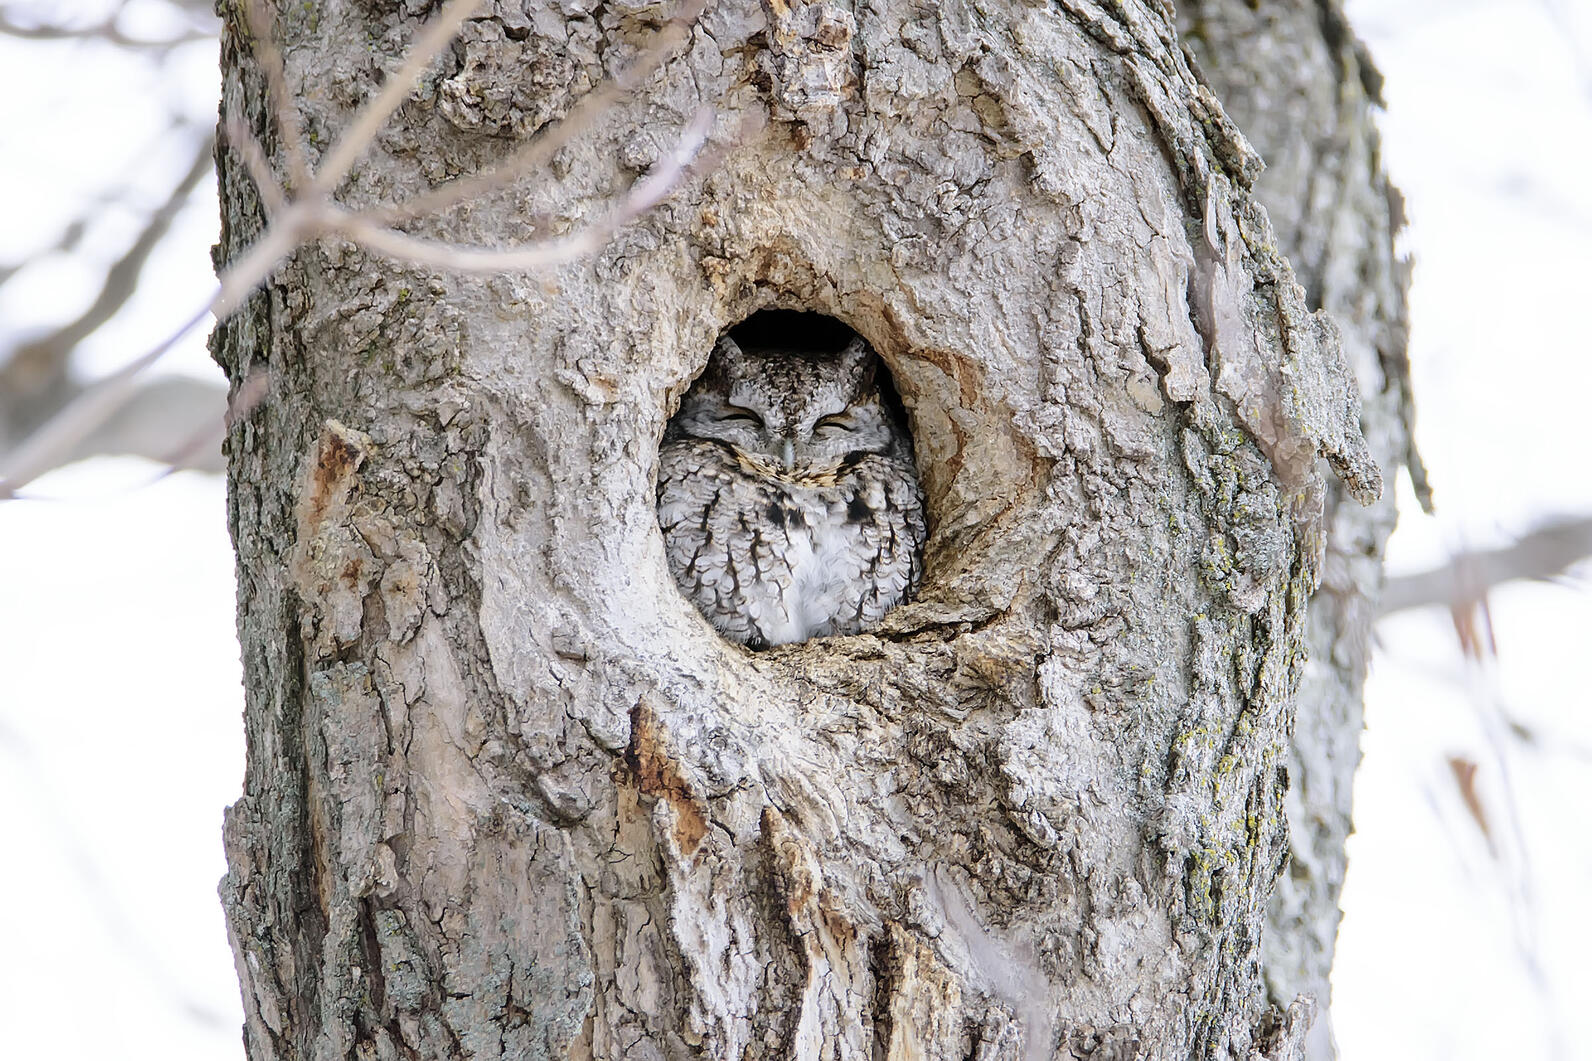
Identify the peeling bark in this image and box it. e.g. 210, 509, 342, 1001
215, 1, 1409, 1058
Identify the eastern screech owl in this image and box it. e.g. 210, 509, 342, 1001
657, 333, 927, 648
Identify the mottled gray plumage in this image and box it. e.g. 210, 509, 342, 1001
657, 334, 926, 647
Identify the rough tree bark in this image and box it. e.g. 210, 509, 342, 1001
214, 0, 1412, 1059
1175, 4, 1420, 1057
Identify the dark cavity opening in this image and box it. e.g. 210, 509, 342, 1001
727, 310, 857, 353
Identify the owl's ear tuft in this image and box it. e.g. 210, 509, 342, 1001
699, 335, 743, 389
837, 337, 875, 390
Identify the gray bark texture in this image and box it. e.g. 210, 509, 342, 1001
1176, 4, 1419, 1056
213, 1, 1413, 1059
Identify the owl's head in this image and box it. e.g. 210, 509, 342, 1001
672, 335, 904, 473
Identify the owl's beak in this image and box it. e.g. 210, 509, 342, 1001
781, 439, 796, 470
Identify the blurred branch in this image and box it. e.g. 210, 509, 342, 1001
1, 0, 716, 499
76, 375, 230, 473
0, 219, 86, 290
1446, 756, 1494, 855
0, 305, 214, 496
0, 132, 216, 442
145, 369, 269, 480
238, 0, 309, 189
0, 116, 206, 297
1379, 515, 1592, 616
0, 2, 215, 51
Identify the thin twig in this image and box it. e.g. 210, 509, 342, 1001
336, 107, 712, 272
212, 217, 305, 315
369, 0, 707, 225
148, 368, 270, 482
241, 0, 310, 190
2, 0, 715, 497
309, 0, 481, 196
224, 104, 286, 214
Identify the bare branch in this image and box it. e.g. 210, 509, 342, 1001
371, 0, 707, 225
0, 208, 296, 497
1379, 515, 1592, 616
211, 211, 310, 315
0, 304, 212, 498
0, 116, 206, 299
80, 375, 231, 473
224, 104, 286, 215
0, 5, 214, 51
310, 0, 481, 196
241, 0, 310, 189
0, 133, 215, 414
335, 107, 712, 272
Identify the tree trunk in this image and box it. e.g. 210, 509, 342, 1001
1176, 4, 1420, 1055
214, 1, 1409, 1058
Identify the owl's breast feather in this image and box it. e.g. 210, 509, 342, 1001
658, 437, 922, 645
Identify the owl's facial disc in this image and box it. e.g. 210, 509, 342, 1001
718, 403, 763, 430
671, 334, 904, 477
672, 394, 772, 455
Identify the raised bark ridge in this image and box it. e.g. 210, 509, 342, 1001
216, 0, 1388, 1057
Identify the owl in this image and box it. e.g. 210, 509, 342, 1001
657, 334, 927, 648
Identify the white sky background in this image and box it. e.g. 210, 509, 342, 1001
1336, 1, 1592, 1057
0, 1, 1589, 1057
